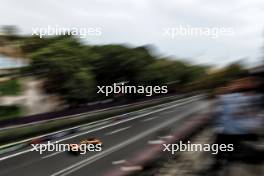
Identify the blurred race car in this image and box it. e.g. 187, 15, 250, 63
80, 138, 102, 145
69, 138, 102, 155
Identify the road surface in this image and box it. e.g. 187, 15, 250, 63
0, 96, 209, 176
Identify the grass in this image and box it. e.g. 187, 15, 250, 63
0, 105, 23, 121
0, 79, 22, 96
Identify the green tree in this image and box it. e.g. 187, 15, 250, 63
28, 36, 97, 105
88, 45, 155, 85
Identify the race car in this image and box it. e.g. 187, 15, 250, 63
69, 138, 102, 155
80, 138, 102, 145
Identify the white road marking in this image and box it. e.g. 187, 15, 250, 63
0, 118, 112, 149
0, 96, 202, 162
106, 126, 131, 135
112, 159, 126, 165
121, 166, 143, 171
159, 135, 173, 139
79, 121, 109, 131
50, 103, 207, 176
0, 149, 32, 161
51, 97, 198, 143
141, 116, 160, 122
162, 110, 176, 115
148, 140, 165, 145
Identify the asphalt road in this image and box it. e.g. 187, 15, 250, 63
0, 96, 209, 176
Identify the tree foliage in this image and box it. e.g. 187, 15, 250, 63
20, 35, 244, 105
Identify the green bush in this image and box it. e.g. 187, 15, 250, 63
0, 79, 21, 96
0, 105, 22, 121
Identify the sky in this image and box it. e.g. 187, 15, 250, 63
0, 0, 264, 67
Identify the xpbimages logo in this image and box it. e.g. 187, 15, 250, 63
31, 141, 102, 155
97, 83, 168, 96
162, 25, 234, 39
163, 141, 234, 155
31, 25, 102, 38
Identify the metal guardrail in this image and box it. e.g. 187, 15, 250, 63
0, 95, 203, 155
0, 94, 187, 131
